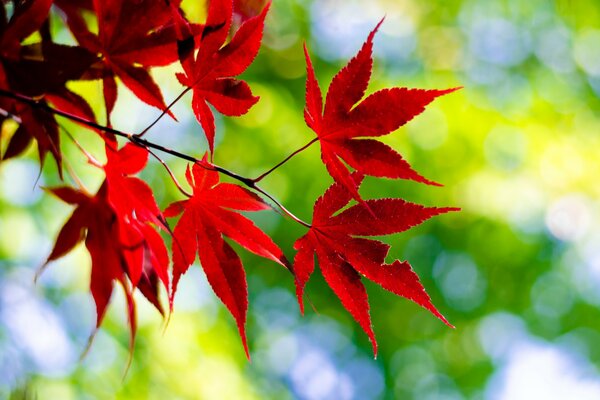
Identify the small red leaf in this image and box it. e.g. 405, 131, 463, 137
43, 169, 170, 354
56, 0, 192, 118
177, 0, 269, 154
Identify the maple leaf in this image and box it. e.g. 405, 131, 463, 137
303, 20, 459, 201
56, 0, 190, 119
164, 161, 288, 356
0, 101, 61, 172
293, 173, 457, 355
41, 142, 171, 350
177, 0, 269, 154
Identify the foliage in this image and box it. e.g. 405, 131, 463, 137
0, 0, 456, 362
4, 0, 600, 399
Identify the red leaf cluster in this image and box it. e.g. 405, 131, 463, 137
56, 0, 190, 120
0, 0, 459, 359
43, 141, 170, 350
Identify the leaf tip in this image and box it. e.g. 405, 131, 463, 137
438, 206, 461, 216
437, 86, 463, 97
239, 327, 250, 360
436, 312, 454, 329
369, 332, 378, 359
366, 17, 385, 45
33, 262, 49, 284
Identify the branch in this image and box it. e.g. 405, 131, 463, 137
0, 89, 311, 228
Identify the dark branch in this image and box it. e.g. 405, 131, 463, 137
0, 89, 311, 228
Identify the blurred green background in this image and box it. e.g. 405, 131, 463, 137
2, 0, 600, 398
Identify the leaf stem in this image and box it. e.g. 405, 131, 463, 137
253, 138, 318, 183
146, 147, 193, 198
136, 86, 192, 138
59, 123, 103, 168
0, 89, 311, 228
252, 184, 312, 228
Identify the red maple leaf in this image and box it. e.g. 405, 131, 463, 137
0, 57, 96, 175
164, 161, 288, 356
303, 20, 459, 201
293, 173, 457, 355
57, 0, 190, 119
176, 0, 269, 154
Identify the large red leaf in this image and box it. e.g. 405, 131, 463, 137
293, 173, 457, 355
165, 161, 288, 356
0, 14, 99, 174
303, 20, 459, 200
42, 184, 138, 349
40, 141, 171, 353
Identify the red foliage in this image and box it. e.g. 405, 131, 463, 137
293, 173, 457, 354
164, 161, 288, 356
176, 0, 269, 153
303, 21, 459, 202
0, 0, 459, 359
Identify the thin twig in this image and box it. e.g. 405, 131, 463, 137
253, 138, 318, 183
136, 86, 192, 138
146, 147, 193, 198
253, 184, 312, 228
59, 122, 103, 168
59, 124, 93, 192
